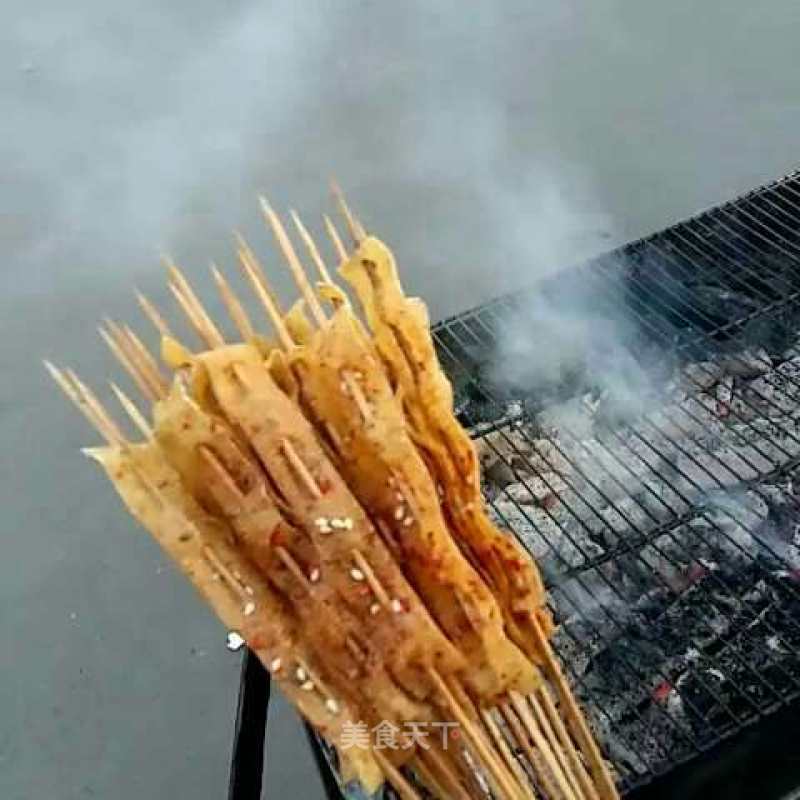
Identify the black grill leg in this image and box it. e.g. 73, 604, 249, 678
303, 722, 347, 800
228, 648, 271, 800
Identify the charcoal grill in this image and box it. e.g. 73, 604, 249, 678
229, 168, 800, 799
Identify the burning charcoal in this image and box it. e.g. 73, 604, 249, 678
682, 360, 723, 391
721, 347, 772, 378
715, 375, 734, 417
505, 474, 569, 508
482, 456, 516, 490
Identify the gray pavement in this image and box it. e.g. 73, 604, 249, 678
2, 2, 799, 798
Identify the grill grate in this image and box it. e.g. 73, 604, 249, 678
432, 169, 800, 794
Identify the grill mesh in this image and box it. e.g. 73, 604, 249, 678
432, 169, 800, 793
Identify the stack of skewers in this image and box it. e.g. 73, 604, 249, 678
47, 187, 619, 800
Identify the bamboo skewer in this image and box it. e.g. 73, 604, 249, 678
99, 325, 156, 402
259, 198, 327, 326
529, 691, 591, 800
323, 214, 349, 263
234, 232, 283, 313
428, 668, 525, 800
45, 362, 123, 446
411, 755, 451, 800
500, 700, 561, 800
421, 747, 473, 800
103, 319, 163, 401
350, 550, 391, 607
372, 749, 421, 800
123, 326, 167, 397
530, 618, 617, 800
237, 248, 294, 350
110, 383, 152, 438
279, 439, 323, 500
482, 708, 535, 795
536, 687, 599, 800
164, 258, 225, 348
136, 290, 173, 338
510, 692, 579, 800
275, 546, 314, 592
290, 211, 334, 287
331, 181, 366, 244
211, 264, 256, 341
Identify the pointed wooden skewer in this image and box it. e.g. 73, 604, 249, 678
323, 214, 349, 263
123, 325, 167, 398
351, 550, 391, 607
419, 747, 473, 800
198, 445, 248, 512
275, 546, 314, 592
45, 362, 122, 446
341, 370, 372, 421
411, 755, 450, 800
234, 231, 283, 313
530, 617, 618, 800
164, 257, 225, 348
500, 700, 559, 800
110, 383, 152, 438
136, 290, 173, 338
528, 691, 590, 800
290, 210, 335, 286
510, 692, 579, 800
481, 708, 534, 794
201, 544, 250, 601
372, 749, 421, 800
237, 247, 294, 350
98, 325, 156, 402
259, 198, 327, 326
279, 439, 323, 500
168, 281, 213, 346
536, 686, 599, 800
67, 370, 128, 446
428, 668, 525, 800
331, 180, 366, 243
291, 210, 349, 311
211, 264, 255, 341
103, 319, 162, 401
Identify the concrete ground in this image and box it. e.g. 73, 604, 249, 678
2, 2, 799, 798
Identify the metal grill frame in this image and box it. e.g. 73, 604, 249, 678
432, 168, 800, 793
228, 168, 800, 800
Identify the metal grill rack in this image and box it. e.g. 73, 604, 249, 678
229, 169, 800, 799
432, 168, 800, 793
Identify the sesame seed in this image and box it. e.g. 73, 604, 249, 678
403, 516, 414, 527
314, 517, 329, 529
350, 568, 365, 582
296, 666, 308, 681
270, 658, 282, 673
330, 518, 346, 529
369, 603, 381, 616
318, 523, 332, 534
309, 567, 321, 583
301, 680, 316, 691
391, 598, 404, 614
326, 698, 340, 714
226, 631, 245, 652
342, 517, 353, 530
394, 506, 405, 521
244, 585, 255, 596
243, 601, 256, 616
